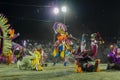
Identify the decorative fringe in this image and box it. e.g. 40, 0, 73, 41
0, 14, 11, 56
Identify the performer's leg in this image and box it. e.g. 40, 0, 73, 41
75, 60, 83, 73
94, 59, 100, 72
53, 53, 60, 66
63, 56, 67, 66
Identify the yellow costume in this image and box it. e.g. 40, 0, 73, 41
31, 50, 42, 71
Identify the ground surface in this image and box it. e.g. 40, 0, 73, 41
0, 63, 119, 80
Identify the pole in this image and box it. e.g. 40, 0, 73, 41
64, 13, 66, 25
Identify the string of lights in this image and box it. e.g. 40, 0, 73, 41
0, 2, 53, 8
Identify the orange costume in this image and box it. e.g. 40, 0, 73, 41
9, 28, 15, 39
7, 50, 12, 65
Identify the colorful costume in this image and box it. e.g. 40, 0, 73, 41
107, 44, 120, 70
0, 14, 12, 56
17, 49, 43, 71
52, 22, 73, 66
74, 32, 102, 73
0, 14, 12, 63
0, 14, 20, 64
90, 32, 104, 57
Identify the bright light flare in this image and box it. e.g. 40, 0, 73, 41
53, 7, 59, 15
61, 6, 67, 13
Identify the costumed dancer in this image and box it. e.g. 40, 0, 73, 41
52, 22, 73, 66
7, 26, 20, 64
74, 32, 102, 73
0, 14, 18, 64
31, 48, 43, 71
90, 32, 104, 58
74, 33, 88, 73
107, 43, 120, 70
90, 33, 98, 58
7, 26, 20, 63
16, 48, 43, 71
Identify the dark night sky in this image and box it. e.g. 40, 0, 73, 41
0, 0, 120, 43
